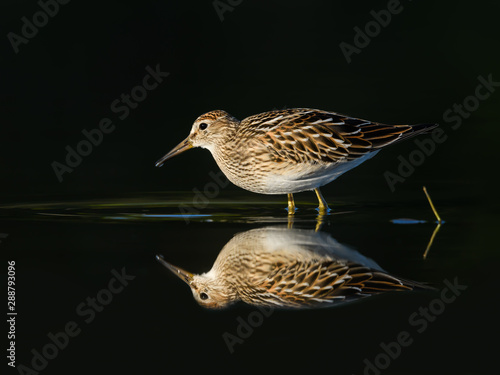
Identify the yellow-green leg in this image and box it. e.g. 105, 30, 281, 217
314, 188, 330, 214
287, 193, 296, 214
315, 214, 325, 232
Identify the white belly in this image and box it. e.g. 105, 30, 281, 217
260, 151, 380, 194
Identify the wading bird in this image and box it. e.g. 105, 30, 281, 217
156, 109, 437, 213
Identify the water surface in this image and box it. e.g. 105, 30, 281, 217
1, 191, 495, 374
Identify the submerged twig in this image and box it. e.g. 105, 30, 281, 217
423, 222, 441, 260
422, 186, 444, 259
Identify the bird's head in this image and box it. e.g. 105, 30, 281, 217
156, 255, 236, 309
155, 110, 239, 167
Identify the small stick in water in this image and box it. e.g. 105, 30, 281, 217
423, 186, 442, 223
422, 186, 443, 259
423, 222, 441, 260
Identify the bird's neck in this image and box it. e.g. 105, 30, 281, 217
208, 122, 241, 162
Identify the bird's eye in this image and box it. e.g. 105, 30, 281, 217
199, 123, 208, 130
200, 292, 209, 300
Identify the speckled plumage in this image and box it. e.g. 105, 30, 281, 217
157, 227, 429, 309
156, 108, 437, 210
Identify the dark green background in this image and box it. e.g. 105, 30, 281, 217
1, 0, 498, 201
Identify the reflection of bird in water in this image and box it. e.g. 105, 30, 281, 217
157, 227, 428, 309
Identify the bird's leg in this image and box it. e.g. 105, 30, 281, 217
315, 214, 324, 232
314, 188, 330, 214
287, 193, 296, 215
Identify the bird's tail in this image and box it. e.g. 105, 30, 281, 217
398, 123, 439, 142
368, 122, 439, 149
409, 122, 439, 133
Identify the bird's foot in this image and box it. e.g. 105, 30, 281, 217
316, 206, 332, 215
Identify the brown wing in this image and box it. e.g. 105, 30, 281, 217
239, 108, 437, 164
254, 259, 420, 308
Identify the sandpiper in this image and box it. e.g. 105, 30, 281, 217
155, 108, 437, 213
157, 227, 428, 309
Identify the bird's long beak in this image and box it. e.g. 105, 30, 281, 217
156, 255, 194, 285
155, 136, 193, 167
